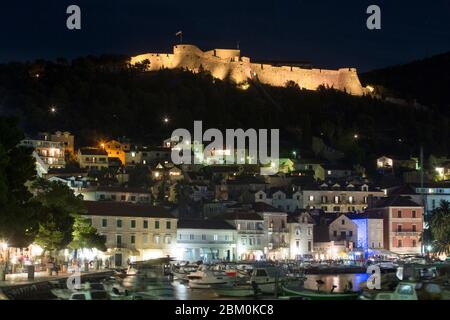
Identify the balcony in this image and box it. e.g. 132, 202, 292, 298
239, 229, 264, 234
392, 231, 421, 236
267, 227, 288, 233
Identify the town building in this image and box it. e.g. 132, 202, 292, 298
20, 133, 66, 168
176, 219, 237, 262
367, 196, 423, 255
77, 148, 109, 170
213, 211, 265, 260
287, 211, 314, 259
302, 182, 385, 213
347, 212, 384, 258
83, 201, 177, 267
255, 188, 302, 212
80, 186, 152, 203
312, 214, 352, 260
102, 139, 130, 165
252, 202, 289, 260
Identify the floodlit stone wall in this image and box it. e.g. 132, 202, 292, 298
131, 44, 367, 95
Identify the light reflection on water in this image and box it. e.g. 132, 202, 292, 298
303, 273, 369, 292
119, 273, 369, 300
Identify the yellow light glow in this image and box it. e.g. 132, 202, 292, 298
238, 82, 250, 90
154, 171, 160, 178
366, 85, 374, 92
0, 241, 8, 251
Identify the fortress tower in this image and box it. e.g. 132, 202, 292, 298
131, 44, 368, 95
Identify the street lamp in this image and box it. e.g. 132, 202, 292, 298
163, 116, 169, 124
292, 151, 297, 158
50, 106, 57, 114
353, 134, 359, 139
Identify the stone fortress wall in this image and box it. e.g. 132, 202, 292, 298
131, 44, 367, 95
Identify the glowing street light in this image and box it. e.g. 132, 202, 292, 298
50, 106, 57, 113
353, 134, 359, 139
292, 151, 297, 158
163, 117, 169, 124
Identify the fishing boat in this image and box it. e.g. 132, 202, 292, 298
250, 266, 287, 294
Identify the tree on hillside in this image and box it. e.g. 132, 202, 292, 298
0, 117, 38, 247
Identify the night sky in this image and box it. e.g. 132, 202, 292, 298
1, 0, 449, 71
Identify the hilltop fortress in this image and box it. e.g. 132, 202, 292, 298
131, 44, 368, 95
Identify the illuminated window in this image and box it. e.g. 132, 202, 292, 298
309, 195, 314, 201
213, 234, 218, 241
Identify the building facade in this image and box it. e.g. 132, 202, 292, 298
84, 201, 177, 267
214, 211, 265, 261
77, 148, 109, 170
302, 183, 385, 213
176, 220, 237, 262
287, 212, 314, 259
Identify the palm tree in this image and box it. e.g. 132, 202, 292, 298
430, 200, 450, 255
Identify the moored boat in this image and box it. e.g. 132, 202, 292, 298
281, 285, 360, 300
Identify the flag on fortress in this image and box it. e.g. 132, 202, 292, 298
175, 31, 182, 36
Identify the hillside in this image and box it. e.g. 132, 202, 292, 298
0, 55, 449, 171
360, 51, 450, 112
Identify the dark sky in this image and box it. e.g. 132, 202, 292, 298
1, 0, 449, 71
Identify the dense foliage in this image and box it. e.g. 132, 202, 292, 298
360, 51, 450, 113
0, 54, 449, 171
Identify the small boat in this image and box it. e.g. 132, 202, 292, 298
250, 266, 287, 294
188, 265, 233, 289
214, 283, 262, 298
172, 264, 199, 280
282, 280, 360, 300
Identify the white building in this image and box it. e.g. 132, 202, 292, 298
302, 183, 385, 213
20, 134, 66, 168
255, 188, 302, 212
83, 201, 177, 267
287, 211, 314, 259
214, 211, 265, 260
176, 219, 237, 262
79, 186, 152, 203
252, 202, 289, 260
